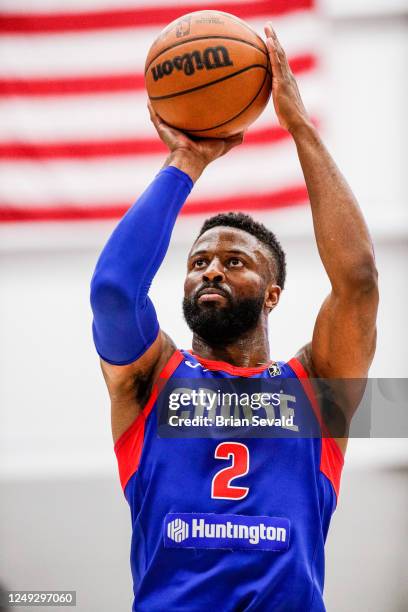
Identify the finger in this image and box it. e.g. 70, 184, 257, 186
159, 118, 192, 146
268, 26, 290, 70
222, 131, 245, 153
148, 101, 179, 136
265, 23, 289, 65
147, 99, 155, 119
147, 101, 178, 147
228, 131, 245, 146
264, 22, 273, 39
264, 21, 278, 40
264, 22, 284, 74
147, 100, 164, 130
265, 36, 283, 78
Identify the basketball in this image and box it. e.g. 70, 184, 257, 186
145, 10, 272, 138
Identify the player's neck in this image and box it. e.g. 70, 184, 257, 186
191, 320, 270, 367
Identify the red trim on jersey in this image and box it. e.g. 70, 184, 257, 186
114, 349, 184, 492
287, 358, 325, 429
319, 436, 344, 501
188, 351, 275, 378
287, 357, 344, 499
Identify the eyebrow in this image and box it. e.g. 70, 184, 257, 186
189, 248, 256, 261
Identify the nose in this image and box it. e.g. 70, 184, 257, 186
203, 258, 225, 284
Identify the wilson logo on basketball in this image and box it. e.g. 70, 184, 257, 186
151, 46, 234, 81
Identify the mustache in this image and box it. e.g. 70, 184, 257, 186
194, 282, 232, 301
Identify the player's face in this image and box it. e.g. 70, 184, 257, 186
183, 227, 275, 344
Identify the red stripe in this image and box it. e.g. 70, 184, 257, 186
0, 1, 314, 34
0, 185, 308, 223
0, 125, 292, 160
184, 186, 308, 214
0, 54, 316, 97
0, 137, 165, 159
0, 74, 146, 97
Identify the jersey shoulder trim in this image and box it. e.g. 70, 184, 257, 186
114, 349, 184, 493
287, 357, 344, 500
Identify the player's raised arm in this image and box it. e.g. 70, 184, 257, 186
90, 104, 243, 441
264, 24, 379, 420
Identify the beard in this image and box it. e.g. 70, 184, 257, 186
183, 287, 265, 346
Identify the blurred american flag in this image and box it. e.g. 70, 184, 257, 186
0, 0, 322, 222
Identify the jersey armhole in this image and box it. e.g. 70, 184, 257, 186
114, 349, 184, 493
287, 356, 345, 500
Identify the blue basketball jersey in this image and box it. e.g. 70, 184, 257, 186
115, 349, 344, 612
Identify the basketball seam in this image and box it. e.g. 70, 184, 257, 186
149, 63, 267, 101
145, 35, 266, 75
165, 68, 270, 134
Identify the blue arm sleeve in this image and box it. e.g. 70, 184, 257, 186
90, 165, 193, 365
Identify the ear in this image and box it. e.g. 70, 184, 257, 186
265, 284, 281, 311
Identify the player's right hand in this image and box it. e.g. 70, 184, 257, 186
148, 101, 244, 181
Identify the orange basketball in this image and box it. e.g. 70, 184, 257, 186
145, 10, 272, 138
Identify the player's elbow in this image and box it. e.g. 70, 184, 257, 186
90, 273, 134, 318
341, 258, 379, 297
352, 260, 378, 292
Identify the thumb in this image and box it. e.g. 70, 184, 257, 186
223, 131, 245, 152
147, 100, 164, 130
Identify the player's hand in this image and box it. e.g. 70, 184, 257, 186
264, 23, 311, 133
148, 101, 244, 181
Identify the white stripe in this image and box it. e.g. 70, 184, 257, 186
0, 140, 303, 206
0, 92, 152, 141
0, 13, 320, 77
0, 73, 323, 141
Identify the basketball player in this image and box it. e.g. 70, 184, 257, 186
90, 25, 378, 611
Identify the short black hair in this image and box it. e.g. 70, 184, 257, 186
196, 212, 286, 289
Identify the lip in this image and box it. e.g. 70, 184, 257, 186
197, 293, 227, 304
196, 288, 228, 304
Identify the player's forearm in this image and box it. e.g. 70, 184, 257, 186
90, 165, 193, 364
291, 122, 378, 293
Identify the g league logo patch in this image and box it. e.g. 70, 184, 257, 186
176, 16, 191, 38
268, 363, 281, 377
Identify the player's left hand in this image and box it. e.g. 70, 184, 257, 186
264, 23, 311, 133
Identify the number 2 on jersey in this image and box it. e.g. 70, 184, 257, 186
211, 442, 250, 500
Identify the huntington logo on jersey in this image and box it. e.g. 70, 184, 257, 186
164, 513, 290, 552
167, 518, 189, 543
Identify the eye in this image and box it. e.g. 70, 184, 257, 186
193, 258, 207, 269
228, 257, 243, 267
